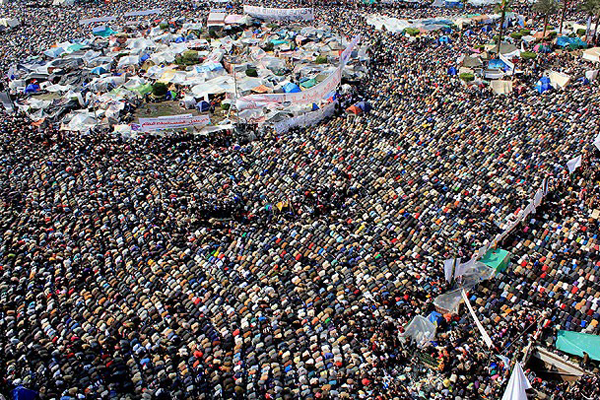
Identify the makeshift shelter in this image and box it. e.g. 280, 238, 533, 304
555, 330, 600, 361
11, 386, 38, 400
90, 66, 108, 75
490, 80, 513, 95
549, 71, 571, 89
583, 47, 600, 63
346, 105, 361, 115
556, 36, 586, 49
480, 248, 511, 272
402, 315, 437, 347
283, 83, 301, 93
535, 76, 552, 93
52, 0, 74, 5
92, 26, 116, 37
434, 288, 462, 314
489, 59, 509, 71
0, 18, 20, 28
208, 13, 226, 28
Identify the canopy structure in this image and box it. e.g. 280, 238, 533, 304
208, 12, 226, 27
536, 76, 551, 93
402, 315, 437, 347
480, 248, 510, 272
583, 47, 600, 63
556, 330, 600, 360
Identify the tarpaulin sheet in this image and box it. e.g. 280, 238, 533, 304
555, 330, 600, 361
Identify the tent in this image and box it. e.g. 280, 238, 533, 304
196, 100, 211, 112
556, 36, 586, 49
535, 76, 552, 93
448, 66, 457, 75
480, 248, 511, 272
439, 35, 452, 44
92, 26, 116, 37
549, 71, 571, 89
52, 0, 75, 5
533, 43, 552, 53
300, 78, 317, 89
207, 12, 226, 27
489, 59, 509, 71
283, 83, 301, 93
0, 18, 20, 28
91, 66, 108, 75
402, 315, 437, 347
583, 47, 600, 63
490, 80, 513, 95
556, 330, 600, 360
11, 386, 38, 400
25, 83, 40, 94
445, 0, 462, 7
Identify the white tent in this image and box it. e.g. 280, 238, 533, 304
491, 80, 513, 95
549, 71, 571, 89
583, 47, 600, 63
52, 0, 75, 6
0, 18, 20, 28
501, 363, 532, 400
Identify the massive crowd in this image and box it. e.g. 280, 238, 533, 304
2, 0, 600, 399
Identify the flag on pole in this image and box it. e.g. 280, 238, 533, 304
461, 289, 493, 348
566, 155, 582, 174
501, 362, 532, 400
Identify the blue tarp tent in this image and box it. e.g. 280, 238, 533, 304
556, 36, 587, 49
196, 100, 210, 112
489, 59, 509, 71
312, 103, 319, 111
447, 66, 457, 75
140, 54, 151, 62
445, 0, 462, 7
12, 386, 38, 400
91, 66, 108, 75
175, 36, 185, 43
25, 83, 40, 94
283, 83, 301, 93
535, 76, 551, 93
439, 36, 452, 44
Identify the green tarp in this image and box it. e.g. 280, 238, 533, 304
131, 83, 153, 96
300, 78, 317, 89
480, 248, 510, 272
556, 330, 600, 361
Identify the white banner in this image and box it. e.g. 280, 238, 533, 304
461, 289, 493, 348
80, 16, 116, 25
139, 114, 210, 132
124, 9, 162, 17
274, 101, 337, 133
243, 5, 314, 21
237, 35, 360, 110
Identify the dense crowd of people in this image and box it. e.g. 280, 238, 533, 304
2, 0, 600, 399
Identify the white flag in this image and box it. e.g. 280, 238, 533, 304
461, 289, 493, 348
501, 362, 532, 400
567, 155, 582, 174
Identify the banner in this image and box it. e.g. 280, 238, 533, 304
80, 16, 116, 25
124, 9, 162, 17
237, 35, 360, 110
274, 101, 337, 133
139, 114, 210, 132
461, 289, 493, 348
243, 5, 314, 21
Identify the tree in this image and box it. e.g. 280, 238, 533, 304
495, 0, 512, 55
152, 82, 168, 97
579, 0, 600, 41
534, 0, 559, 40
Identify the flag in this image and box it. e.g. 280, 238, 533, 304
461, 289, 493, 348
594, 134, 600, 152
501, 362, 532, 400
567, 155, 582, 174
